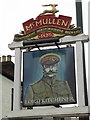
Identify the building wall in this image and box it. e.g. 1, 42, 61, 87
0, 75, 2, 120
1, 75, 14, 119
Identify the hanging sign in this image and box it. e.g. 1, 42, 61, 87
23, 47, 76, 107
14, 4, 81, 41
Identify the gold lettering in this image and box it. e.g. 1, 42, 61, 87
35, 20, 42, 26
61, 20, 69, 27
26, 22, 34, 31
52, 19, 56, 24
48, 18, 53, 24
42, 19, 48, 25
57, 19, 62, 25
46, 33, 49, 37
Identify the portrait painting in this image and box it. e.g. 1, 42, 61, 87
23, 47, 76, 107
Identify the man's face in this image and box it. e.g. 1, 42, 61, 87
43, 64, 58, 77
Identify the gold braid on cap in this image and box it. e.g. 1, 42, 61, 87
39, 53, 61, 65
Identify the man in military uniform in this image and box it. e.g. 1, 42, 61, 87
24, 53, 75, 106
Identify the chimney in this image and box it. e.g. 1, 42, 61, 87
2, 55, 6, 62
7, 55, 12, 61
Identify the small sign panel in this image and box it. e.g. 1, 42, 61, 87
23, 47, 76, 107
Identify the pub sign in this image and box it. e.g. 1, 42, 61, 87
14, 4, 81, 41
23, 47, 76, 107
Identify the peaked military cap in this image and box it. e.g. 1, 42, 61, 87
40, 53, 60, 65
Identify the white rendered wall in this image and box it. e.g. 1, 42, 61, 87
0, 75, 2, 120
2, 75, 14, 119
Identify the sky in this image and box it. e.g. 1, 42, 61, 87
0, 0, 89, 109
0, 0, 89, 55
0, 0, 89, 78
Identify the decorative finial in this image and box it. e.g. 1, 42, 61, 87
39, 4, 59, 16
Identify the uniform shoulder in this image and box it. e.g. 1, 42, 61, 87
29, 78, 43, 87
55, 79, 68, 84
